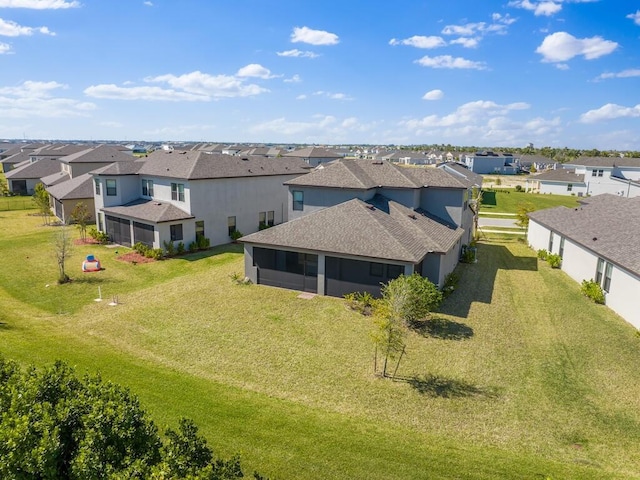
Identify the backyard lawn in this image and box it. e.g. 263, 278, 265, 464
1, 209, 640, 479
480, 189, 581, 213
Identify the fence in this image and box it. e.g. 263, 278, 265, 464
0, 197, 36, 211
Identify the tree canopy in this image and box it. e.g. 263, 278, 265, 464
0, 357, 260, 479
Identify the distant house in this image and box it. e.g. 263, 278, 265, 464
92, 151, 310, 249
241, 159, 475, 298
527, 194, 640, 328
561, 157, 640, 198
463, 151, 521, 175
5, 158, 62, 195
0, 143, 46, 173
527, 169, 588, 196
284, 147, 342, 167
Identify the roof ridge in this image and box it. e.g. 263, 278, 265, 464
359, 199, 417, 261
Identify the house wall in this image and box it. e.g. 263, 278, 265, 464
538, 181, 587, 196
527, 219, 550, 252
99, 175, 141, 208
465, 156, 515, 174
560, 237, 599, 285
288, 186, 373, 220
419, 188, 464, 227
190, 174, 295, 247
60, 198, 96, 223
606, 266, 640, 329
142, 176, 193, 214
156, 220, 196, 250
67, 162, 114, 178
378, 187, 419, 209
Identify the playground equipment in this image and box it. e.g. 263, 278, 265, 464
82, 254, 101, 272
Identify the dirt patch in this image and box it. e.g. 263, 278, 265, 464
74, 238, 100, 246
115, 252, 156, 264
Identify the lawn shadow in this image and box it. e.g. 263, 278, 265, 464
71, 274, 115, 285
438, 242, 538, 318
481, 190, 497, 206
403, 374, 499, 399
409, 317, 473, 340
0, 321, 12, 330
181, 242, 244, 262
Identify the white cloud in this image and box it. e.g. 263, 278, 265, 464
0, 18, 55, 36
284, 74, 301, 83
296, 94, 307, 100
402, 100, 529, 129
312, 90, 353, 100
236, 63, 277, 79
450, 37, 479, 48
0, 41, 11, 53
627, 10, 640, 26
250, 115, 378, 141
0, 0, 79, 8
0, 80, 96, 118
510, 0, 600, 17
389, 35, 446, 49
291, 26, 339, 46
536, 32, 618, 62
423, 89, 443, 100
415, 55, 487, 70
276, 48, 319, 58
596, 69, 640, 81
580, 103, 640, 123
143, 1, 153, 6
555, 63, 569, 70
85, 70, 269, 101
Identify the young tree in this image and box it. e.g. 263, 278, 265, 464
0, 176, 8, 196
53, 225, 72, 284
515, 202, 536, 231
70, 201, 91, 241
370, 301, 406, 378
381, 273, 443, 325
32, 182, 51, 225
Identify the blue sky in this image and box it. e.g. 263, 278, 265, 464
1, 0, 639, 149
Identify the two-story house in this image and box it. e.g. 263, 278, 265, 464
91, 150, 310, 249
240, 159, 475, 298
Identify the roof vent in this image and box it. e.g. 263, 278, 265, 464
592, 237, 597, 241
408, 214, 417, 219
241, 157, 249, 161
367, 205, 375, 210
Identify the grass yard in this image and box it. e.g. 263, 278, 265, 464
481, 190, 580, 213
1, 210, 640, 479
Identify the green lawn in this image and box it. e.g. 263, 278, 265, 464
480, 190, 580, 213
2, 211, 640, 479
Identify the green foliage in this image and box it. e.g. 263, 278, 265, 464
177, 241, 185, 255
188, 241, 198, 253
344, 291, 377, 315
547, 253, 562, 268
441, 272, 459, 298
53, 225, 72, 284
133, 241, 150, 256
258, 222, 270, 231
381, 273, 442, 324
460, 246, 476, 263
197, 235, 210, 250
0, 357, 253, 479
537, 249, 548, 260
32, 182, 51, 225
230, 272, 252, 285
581, 279, 605, 304
230, 230, 243, 242
0, 176, 8, 196
70, 201, 91, 240
163, 240, 176, 256
515, 202, 536, 229
370, 301, 406, 377
147, 248, 164, 260
529, 164, 537, 173
515, 184, 523, 192
495, 177, 502, 186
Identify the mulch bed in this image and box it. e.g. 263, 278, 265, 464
74, 238, 101, 246
115, 252, 156, 264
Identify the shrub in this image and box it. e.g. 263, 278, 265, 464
515, 184, 523, 192
133, 242, 150, 256
229, 272, 252, 285
147, 248, 164, 260
188, 241, 198, 253
441, 272, 459, 298
460, 246, 476, 264
344, 291, 377, 316
163, 240, 175, 256
176, 242, 185, 255
197, 235, 210, 250
258, 222, 270, 231
581, 279, 605, 304
537, 249, 548, 260
547, 253, 562, 268
230, 230, 243, 242
88, 227, 109, 244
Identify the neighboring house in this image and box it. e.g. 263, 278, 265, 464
91, 151, 310, 249
5, 158, 62, 195
527, 194, 640, 328
464, 151, 521, 174
284, 147, 343, 167
0, 143, 46, 173
560, 157, 640, 198
42, 145, 135, 223
380, 151, 431, 165
527, 169, 588, 196
437, 162, 483, 189
241, 159, 474, 298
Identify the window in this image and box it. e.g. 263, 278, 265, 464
106, 179, 117, 196
603, 262, 613, 293
94, 179, 101, 195
142, 179, 154, 197
97, 213, 103, 232
548, 231, 554, 252
370, 262, 384, 277
558, 237, 565, 258
267, 210, 274, 226
292, 190, 304, 211
170, 224, 183, 242
387, 264, 404, 279
567, 183, 573, 192
595, 258, 604, 284
228, 216, 236, 236
597, 169, 604, 177
195, 220, 204, 239
171, 183, 185, 202
259, 211, 266, 227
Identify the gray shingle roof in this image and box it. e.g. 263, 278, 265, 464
566, 157, 640, 168
528, 194, 640, 276
437, 163, 483, 187
136, 151, 310, 180
0, 150, 32, 167
284, 147, 342, 159
41, 171, 71, 187
46, 173, 94, 200
285, 159, 468, 190
61, 145, 134, 164
101, 199, 194, 223
4, 158, 61, 180
90, 160, 146, 176
531, 169, 586, 183
241, 195, 463, 263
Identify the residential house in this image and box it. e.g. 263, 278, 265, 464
464, 151, 521, 174
91, 150, 310, 249
561, 157, 640, 197
527, 168, 588, 196
527, 194, 640, 328
241, 159, 475, 298
284, 147, 343, 167
0, 143, 46, 173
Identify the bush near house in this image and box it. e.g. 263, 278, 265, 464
581, 279, 606, 304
